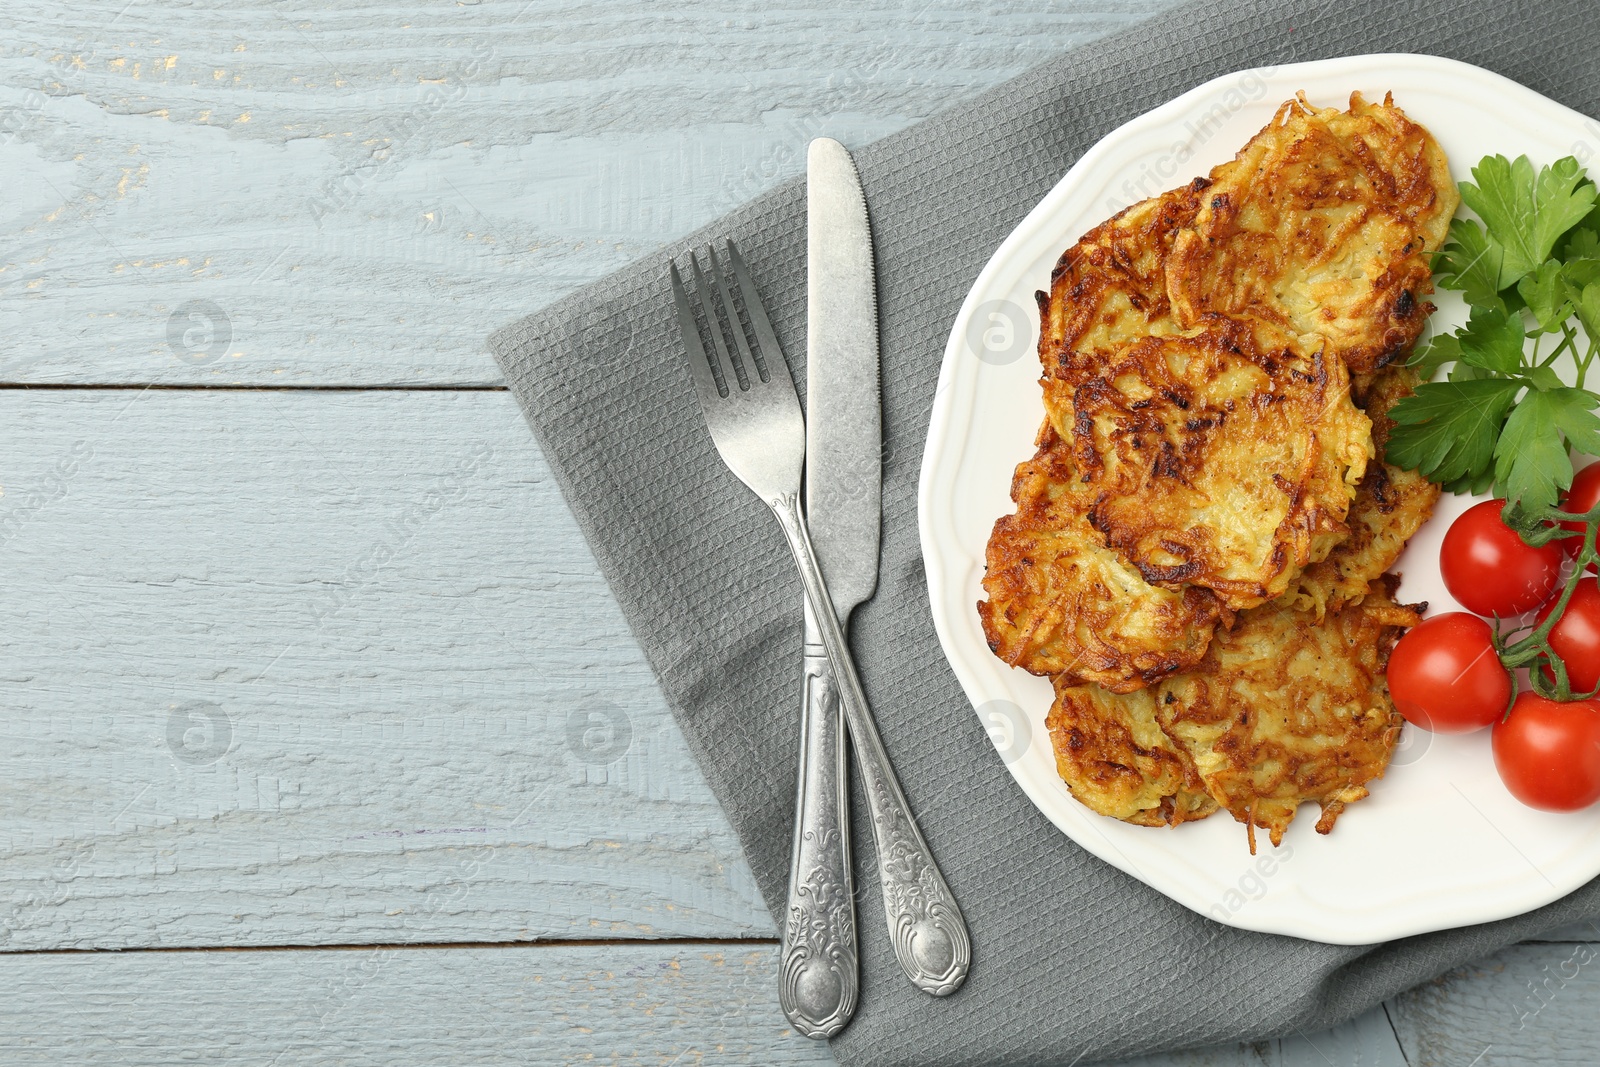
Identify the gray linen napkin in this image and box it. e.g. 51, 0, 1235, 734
490, 1, 1600, 1062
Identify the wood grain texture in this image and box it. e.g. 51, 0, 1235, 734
0, 0, 1166, 387
0, 389, 772, 947
0, 941, 1409, 1067
1388, 939, 1600, 1066
0, 943, 835, 1066
1114, 1006, 1407, 1067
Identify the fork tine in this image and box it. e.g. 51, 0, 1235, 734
690, 250, 749, 392
724, 239, 795, 391
705, 243, 768, 384
671, 259, 726, 404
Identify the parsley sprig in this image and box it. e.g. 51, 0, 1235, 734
1385, 153, 1600, 704
1388, 154, 1600, 516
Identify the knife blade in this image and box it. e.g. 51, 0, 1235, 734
778, 137, 880, 1039
804, 139, 882, 607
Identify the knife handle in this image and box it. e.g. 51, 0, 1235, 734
768, 490, 971, 999
779, 609, 858, 1039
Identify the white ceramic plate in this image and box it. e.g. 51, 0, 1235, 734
920, 53, 1600, 944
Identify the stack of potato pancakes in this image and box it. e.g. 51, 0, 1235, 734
978, 93, 1460, 851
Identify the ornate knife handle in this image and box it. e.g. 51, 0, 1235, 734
779, 621, 857, 1038
770, 491, 971, 998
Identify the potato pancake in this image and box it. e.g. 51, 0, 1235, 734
1068, 316, 1372, 610
1046, 576, 1421, 843
1279, 365, 1441, 618
978, 424, 1230, 692
1037, 93, 1455, 385
979, 93, 1450, 848
1046, 680, 1218, 827
1156, 578, 1421, 850
1036, 178, 1207, 386
1165, 92, 1458, 374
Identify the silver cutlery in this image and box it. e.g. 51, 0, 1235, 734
773, 136, 882, 1038
670, 235, 970, 1029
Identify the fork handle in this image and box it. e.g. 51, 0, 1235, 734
778, 607, 857, 1038
769, 490, 971, 998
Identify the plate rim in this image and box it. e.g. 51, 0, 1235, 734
918, 52, 1600, 944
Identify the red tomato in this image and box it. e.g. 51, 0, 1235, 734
1538, 577, 1600, 697
1492, 692, 1600, 812
1440, 500, 1565, 617
1386, 613, 1512, 732
1559, 462, 1600, 571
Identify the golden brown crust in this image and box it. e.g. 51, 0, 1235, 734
1280, 365, 1442, 618
1353, 362, 1418, 454
1036, 179, 1207, 385
1037, 92, 1456, 388
1154, 577, 1421, 850
978, 424, 1230, 692
1047, 574, 1423, 840
1066, 316, 1372, 610
1165, 92, 1459, 375
1046, 679, 1218, 827
966, 425, 1228, 694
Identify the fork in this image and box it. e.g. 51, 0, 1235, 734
671, 240, 970, 1001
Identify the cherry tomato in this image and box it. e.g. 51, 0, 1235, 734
1492, 692, 1600, 812
1538, 577, 1600, 697
1440, 500, 1565, 617
1559, 462, 1600, 571
1386, 613, 1513, 732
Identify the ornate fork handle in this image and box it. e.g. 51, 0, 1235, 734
768, 490, 971, 997
779, 619, 857, 1038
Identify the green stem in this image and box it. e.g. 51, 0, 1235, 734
1538, 323, 1580, 369
1578, 339, 1598, 391
1500, 500, 1600, 702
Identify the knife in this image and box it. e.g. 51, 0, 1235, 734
779, 139, 969, 1040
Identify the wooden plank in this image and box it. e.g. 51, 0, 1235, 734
0, 0, 1164, 387
0, 943, 835, 1066
1525, 920, 1600, 942
1273, 1007, 1409, 1067
0, 388, 772, 947
0, 940, 1409, 1067
1388, 941, 1600, 1066
1108, 1006, 1407, 1067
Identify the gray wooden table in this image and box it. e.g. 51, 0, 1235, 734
1, 2, 1594, 1063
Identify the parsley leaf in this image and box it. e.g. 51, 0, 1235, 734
1388, 378, 1523, 485
1564, 225, 1600, 262
1575, 281, 1600, 348
1459, 155, 1597, 287
1536, 163, 1599, 257
1433, 218, 1505, 309
1494, 388, 1600, 511
1443, 468, 1498, 496
1454, 305, 1527, 373
1528, 364, 1566, 392
1409, 333, 1461, 379
1564, 257, 1600, 294
1518, 260, 1573, 333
